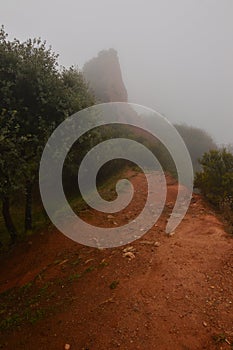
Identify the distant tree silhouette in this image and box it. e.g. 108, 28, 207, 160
175, 124, 217, 171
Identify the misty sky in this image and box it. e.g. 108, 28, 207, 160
1, 0, 232, 145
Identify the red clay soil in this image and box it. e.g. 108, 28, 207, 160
0, 170, 232, 350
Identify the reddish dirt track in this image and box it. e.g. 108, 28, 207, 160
0, 170, 232, 350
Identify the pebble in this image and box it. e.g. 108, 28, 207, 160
123, 252, 135, 259
107, 215, 114, 219
168, 231, 175, 236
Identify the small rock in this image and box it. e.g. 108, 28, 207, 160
168, 231, 175, 236
107, 215, 114, 219
64, 344, 71, 350
139, 240, 154, 245
203, 321, 207, 327
166, 202, 174, 209
123, 246, 135, 253
123, 252, 135, 259
139, 240, 160, 247
84, 258, 94, 264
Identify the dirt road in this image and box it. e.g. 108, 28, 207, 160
0, 170, 232, 349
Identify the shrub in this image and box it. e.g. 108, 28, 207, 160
195, 149, 233, 206
195, 149, 233, 230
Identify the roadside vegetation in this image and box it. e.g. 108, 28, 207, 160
0, 26, 95, 245
195, 148, 233, 232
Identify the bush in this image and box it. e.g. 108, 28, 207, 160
195, 149, 233, 206
195, 149, 233, 230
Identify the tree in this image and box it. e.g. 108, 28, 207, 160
0, 27, 95, 240
0, 29, 67, 234
0, 109, 24, 243
62, 66, 95, 113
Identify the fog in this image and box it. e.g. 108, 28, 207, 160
1, 0, 232, 144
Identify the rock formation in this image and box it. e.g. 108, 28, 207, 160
83, 48, 128, 103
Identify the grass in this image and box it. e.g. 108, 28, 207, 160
0, 281, 64, 331
71, 258, 82, 266
99, 260, 109, 267
84, 265, 95, 273
212, 334, 227, 344
68, 273, 81, 282
0, 280, 55, 330
212, 334, 232, 347
109, 280, 119, 290
0, 256, 100, 331
220, 200, 233, 235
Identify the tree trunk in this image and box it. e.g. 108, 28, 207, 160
25, 180, 33, 232
2, 196, 18, 244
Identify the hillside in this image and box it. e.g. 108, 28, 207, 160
0, 169, 232, 350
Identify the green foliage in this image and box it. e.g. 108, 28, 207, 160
212, 333, 231, 345
62, 66, 95, 113
68, 273, 81, 282
0, 109, 24, 197
195, 149, 233, 207
0, 26, 95, 243
0, 281, 57, 330
1, 28, 68, 182
109, 280, 119, 289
